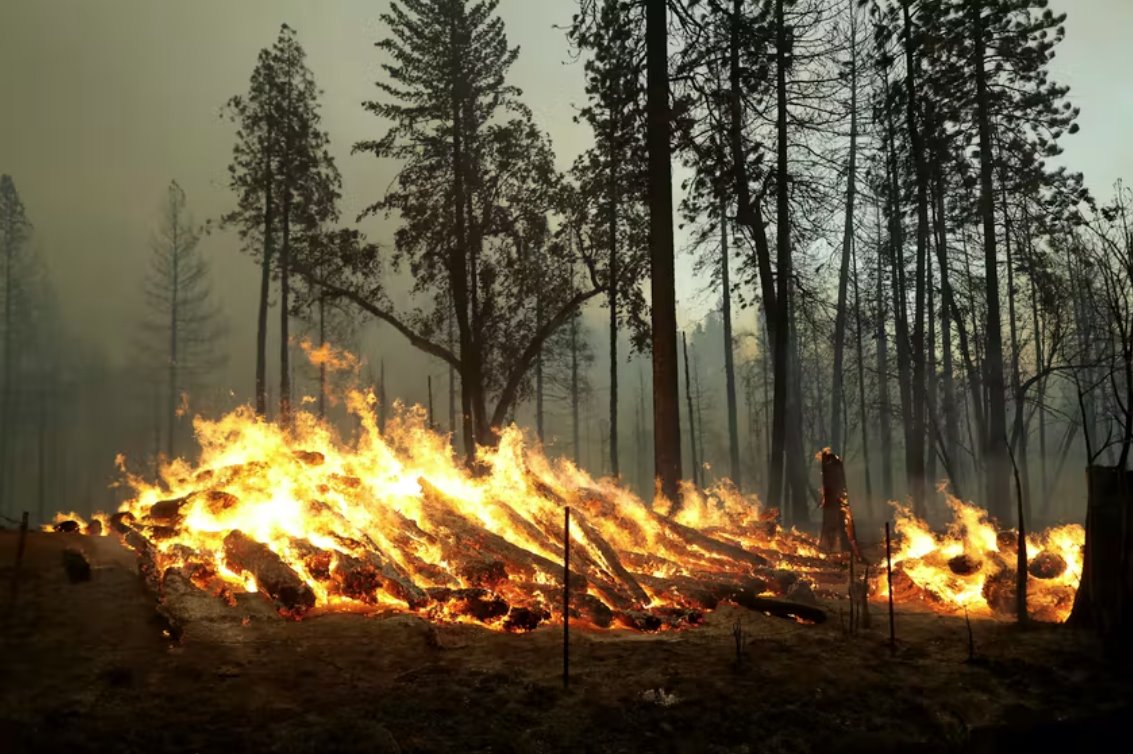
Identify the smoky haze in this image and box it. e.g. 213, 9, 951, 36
0, 0, 1131, 518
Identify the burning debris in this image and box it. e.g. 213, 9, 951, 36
874, 497, 1084, 623
45, 385, 1084, 629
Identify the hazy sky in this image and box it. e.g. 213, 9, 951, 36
1, 0, 1131, 400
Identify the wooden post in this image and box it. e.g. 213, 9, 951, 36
885, 521, 895, 652
563, 505, 570, 689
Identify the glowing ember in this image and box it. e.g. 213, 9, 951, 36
875, 495, 1084, 623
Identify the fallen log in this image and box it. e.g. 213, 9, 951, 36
223, 530, 315, 617
648, 512, 770, 570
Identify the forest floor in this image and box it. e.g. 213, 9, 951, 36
1, 530, 1129, 754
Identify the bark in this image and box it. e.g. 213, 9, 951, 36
819, 450, 863, 560
972, 3, 1010, 517
572, 314, 581, 466
646, 0, 682, 507
932, 153, 963, 491
279, 63, 294, 426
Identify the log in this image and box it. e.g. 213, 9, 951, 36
948, 554, 983, 576
1028, 551, 1068, 580
648, 512, 770, 569
425, 587, 509, 623
146, 497, 187, 521
223, 530, 316, 617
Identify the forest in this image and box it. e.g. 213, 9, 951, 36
1, 0, 1127, 534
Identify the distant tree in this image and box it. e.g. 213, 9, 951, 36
224, 24, 341, 421
0, 174, 34, 514
136, 181, 227, 459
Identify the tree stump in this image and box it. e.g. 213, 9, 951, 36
819, 449, 863, 561
1067, 466, 1133, 644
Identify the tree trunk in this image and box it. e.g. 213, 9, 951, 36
450, 25, 476, 463
571, 313, 581, 466
279, 57, 295, 426
318, 290, 326, 419
1068, 466, 1133, 645
536, 285, 545, 444
646, 0, 682, 506
830, 0, 859, 456
168, 195, 180, 460
851, 235, 873, 511
683, 331, 700, 488
771, 0, 796, 523
972, 3, 1010, 518
932, 154, 963, 492
608, 126, 620, 478
876, 201, 893, 501
819, 450, 862, 559
255, 151, 274, 418
901, 1, 930, 518
720, 205, 741, 489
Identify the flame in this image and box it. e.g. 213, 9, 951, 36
875, 494, 1084, 622
45, 350, 1083, 629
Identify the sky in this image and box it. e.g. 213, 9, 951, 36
1, 0, 1131, 404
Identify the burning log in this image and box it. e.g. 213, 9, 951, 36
425, 587, 509, 623
146, 497, 188, 522
983, 569, 1017, 616
85, 519, 102, 536
1028, 551, 1068, 580
948, 554, 983, 576
53, 520, 80, 533
648, 512, 770, 570
502, 606, 549, 632
223, 531, 315, 617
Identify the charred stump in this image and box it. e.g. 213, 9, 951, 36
1068, 466, 1133, 645
819, 450, 863, 561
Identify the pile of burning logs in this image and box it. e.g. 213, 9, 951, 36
52, 472, 829, 632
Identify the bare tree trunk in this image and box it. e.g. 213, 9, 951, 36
168, 194, 180, 459
571, 313, 581, 466
450, 25, 476, 463
683, 331, 700, 488
279, 57, 295, 426
830, 0, 859, 456
901, 1, 930, 518
876, 201, 893, 501
932, 154, 963, 492
720, 203, 742, 488
771, 0, 797, 523
852, 235, 874, 509
646, 0, 682, 506
256, 152, 274, 418
318, 290, 326, 419
608, 124, 620, 477
536, 284, 545, 444
448, 310, 456, 442
972, 3, 1011, 517
926, 238, 938, 492
694, 347, 706, 483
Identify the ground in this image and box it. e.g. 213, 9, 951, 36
1, 530, 1129, 754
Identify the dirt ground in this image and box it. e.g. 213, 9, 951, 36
1, 530, 1129, 754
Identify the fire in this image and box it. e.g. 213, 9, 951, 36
51, 389, 825, 631
876, 494, 1084, 622
45, 345, 1083, 629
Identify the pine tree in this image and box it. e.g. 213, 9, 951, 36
223, 24, 340, 421
136, 181, 227, 460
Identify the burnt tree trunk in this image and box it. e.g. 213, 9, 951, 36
1068, 466, 1133, 645
819, 450, 862, 560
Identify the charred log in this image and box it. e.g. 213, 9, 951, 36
223, 530, 315, 617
